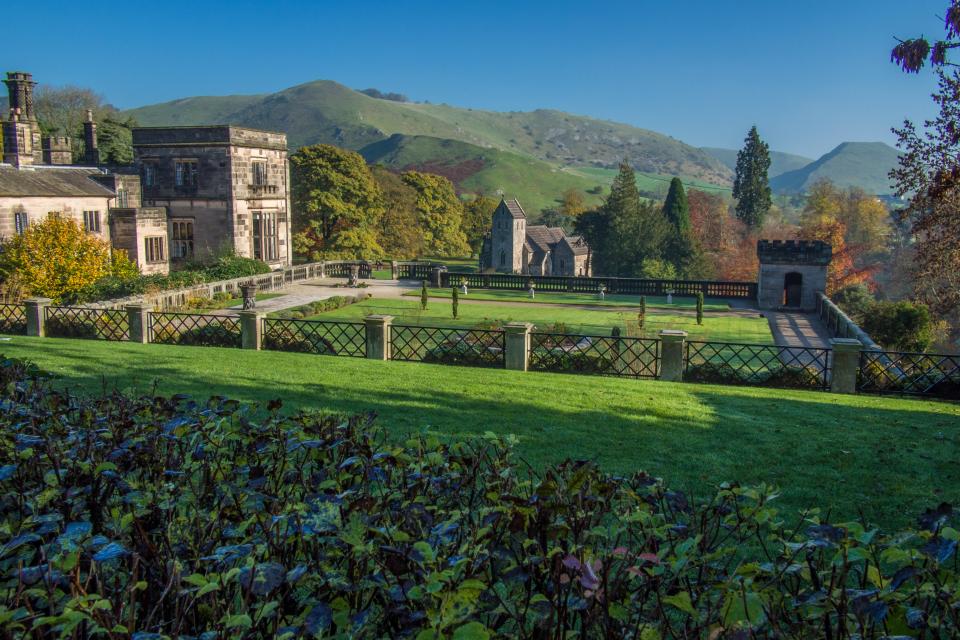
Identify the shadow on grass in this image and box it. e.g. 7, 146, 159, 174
8, 337, 960, 530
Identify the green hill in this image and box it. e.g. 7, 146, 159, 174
124, 79, 734, 203
700, 146, 813, 178
770, 142, 902, 194
360, 134, 606, 214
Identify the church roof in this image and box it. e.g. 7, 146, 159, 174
563, 235, 591, 256
525, 225, 567, 253
0, 165, 116, 198
503, 198, 526, 219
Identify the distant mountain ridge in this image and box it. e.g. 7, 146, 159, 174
770, 142, 901, 195
700, 147, 814, 179
124, 79, 736, 211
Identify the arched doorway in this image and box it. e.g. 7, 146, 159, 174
784, 272, 803, 307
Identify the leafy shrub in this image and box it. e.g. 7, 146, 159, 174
262, 327, 337, 355
532, 347, 614, 374
1, 358, 957, 638
276, 295, 360, 319
685, 361, 824, 389
424, 340, 500, 366
43, 315, 101, 339
67, 252, 272, 304
152, 323, 241, 348
832, 283, 875, 321
861, 300, 935, 352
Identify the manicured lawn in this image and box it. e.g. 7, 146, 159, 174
407, 287, 731, 310
4, 335, 958, 530
309, 297, 774, 343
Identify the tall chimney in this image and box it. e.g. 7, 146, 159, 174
83, 109, 99, 165
3, 72, 37, 121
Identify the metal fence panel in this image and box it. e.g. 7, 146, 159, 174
859, 350, 960, 398
442, 272, 756, 299
262, 318, 365, 357
685, 341, 830, 391
45, 306, 129, 341
150, 313, 241, 348
0, 303, 27, 335
390, 325, 505, 367
529, 332, 660, 378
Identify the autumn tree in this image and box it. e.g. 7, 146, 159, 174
732, 126, 772, 228
0, 215, 138, 301
370, 166, 424, 259
401, 171, 470, 257
558, 188, 587, 218
291, 144, 385, 260
889, 2, 960, 324
687, 189, 728, 253
461, 195, 499, 257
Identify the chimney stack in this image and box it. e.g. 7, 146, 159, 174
83, 109, 99, 165
2, 72, 43, 166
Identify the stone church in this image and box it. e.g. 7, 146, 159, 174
479, 198, 591, 276
0, 71, 292, 275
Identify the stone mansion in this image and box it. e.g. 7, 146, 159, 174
0, 71, 292, 274
479, 198, 591, 276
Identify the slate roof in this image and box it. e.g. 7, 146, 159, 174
0, 165, 116, 198
564, 235, 590, 256
525, 225, 567, 254
503, 198, 526, 219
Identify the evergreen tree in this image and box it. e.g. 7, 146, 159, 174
420, 280, 429, 310
638, 296, 646, 330
662, 177, 699, 275
732, 126, 772, 228
696, 292, 704, 325
451, 285, 459, 319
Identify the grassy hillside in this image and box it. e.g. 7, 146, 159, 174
360, 134, 605, 214
770, 141, 902, 194
700, 146, 813, 178
124, 79, 733, 187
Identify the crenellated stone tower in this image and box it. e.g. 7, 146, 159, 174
756, 239, 832, 311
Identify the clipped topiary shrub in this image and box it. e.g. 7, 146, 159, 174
0, 359, 957, 638
262, 327, 337, 355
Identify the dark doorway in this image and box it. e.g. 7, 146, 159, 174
784, 272, 803, 307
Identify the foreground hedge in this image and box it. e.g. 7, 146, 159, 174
0, 358, 957, 638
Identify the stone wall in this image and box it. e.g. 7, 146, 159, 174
757, 263, 827, 310
109, 207, 169, 275
0, 195, 112, 241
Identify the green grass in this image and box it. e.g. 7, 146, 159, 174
310, 297, 773, 343
5, 336, 958, 530
408, 287, 730, 310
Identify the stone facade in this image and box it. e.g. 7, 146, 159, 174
480, 198, 591, 276
756, 240, 831, 311
135, 126, 292, 269
1, 71, 293, 276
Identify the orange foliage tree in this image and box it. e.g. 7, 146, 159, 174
0, 214, 137, 301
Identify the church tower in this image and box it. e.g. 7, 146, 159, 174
2, 72, 43, 166
490, 198, 527, 273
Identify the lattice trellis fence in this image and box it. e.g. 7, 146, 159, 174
262, 318, 366, 357
528, 332, 660, 378
390, 325, 505, 367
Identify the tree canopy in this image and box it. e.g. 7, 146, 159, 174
462, 195, 499, 258
401, 171, 470, 257
291, 144, 385, 260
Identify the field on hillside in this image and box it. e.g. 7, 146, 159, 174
7, 336, 958, 530
570, 166, 733, 197
309, 296, 773, 342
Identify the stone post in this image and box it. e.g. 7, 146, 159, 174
504, 322, 533, 371
431, 267, 445, 288
364, 315, 394, 360
390, 260, 398, 280
658, 329, 688, 382
829, 338, 862, 394
25, 297, 51, 337
318, 261, 326, 278
125, 303, 152, 344
237, 310, 264, 350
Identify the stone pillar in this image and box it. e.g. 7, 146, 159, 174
237, 310, 264, 350
658, 330, 688, 382
318, 261, 326, 278
829, 338, 862, 394
364, 315, 394, 360
504, 322, 533, 371
390, 261, 398, 280
431, 267, 444, 288
25, 297, 51, 337
126, 304, 152, 344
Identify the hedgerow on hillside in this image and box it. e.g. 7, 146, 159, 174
0, 358, 956, 638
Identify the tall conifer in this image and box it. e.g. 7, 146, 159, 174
732, 126, 772, 228
662, 177, 698, 276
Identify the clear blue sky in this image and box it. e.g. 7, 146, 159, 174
4, 0, 946, 158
